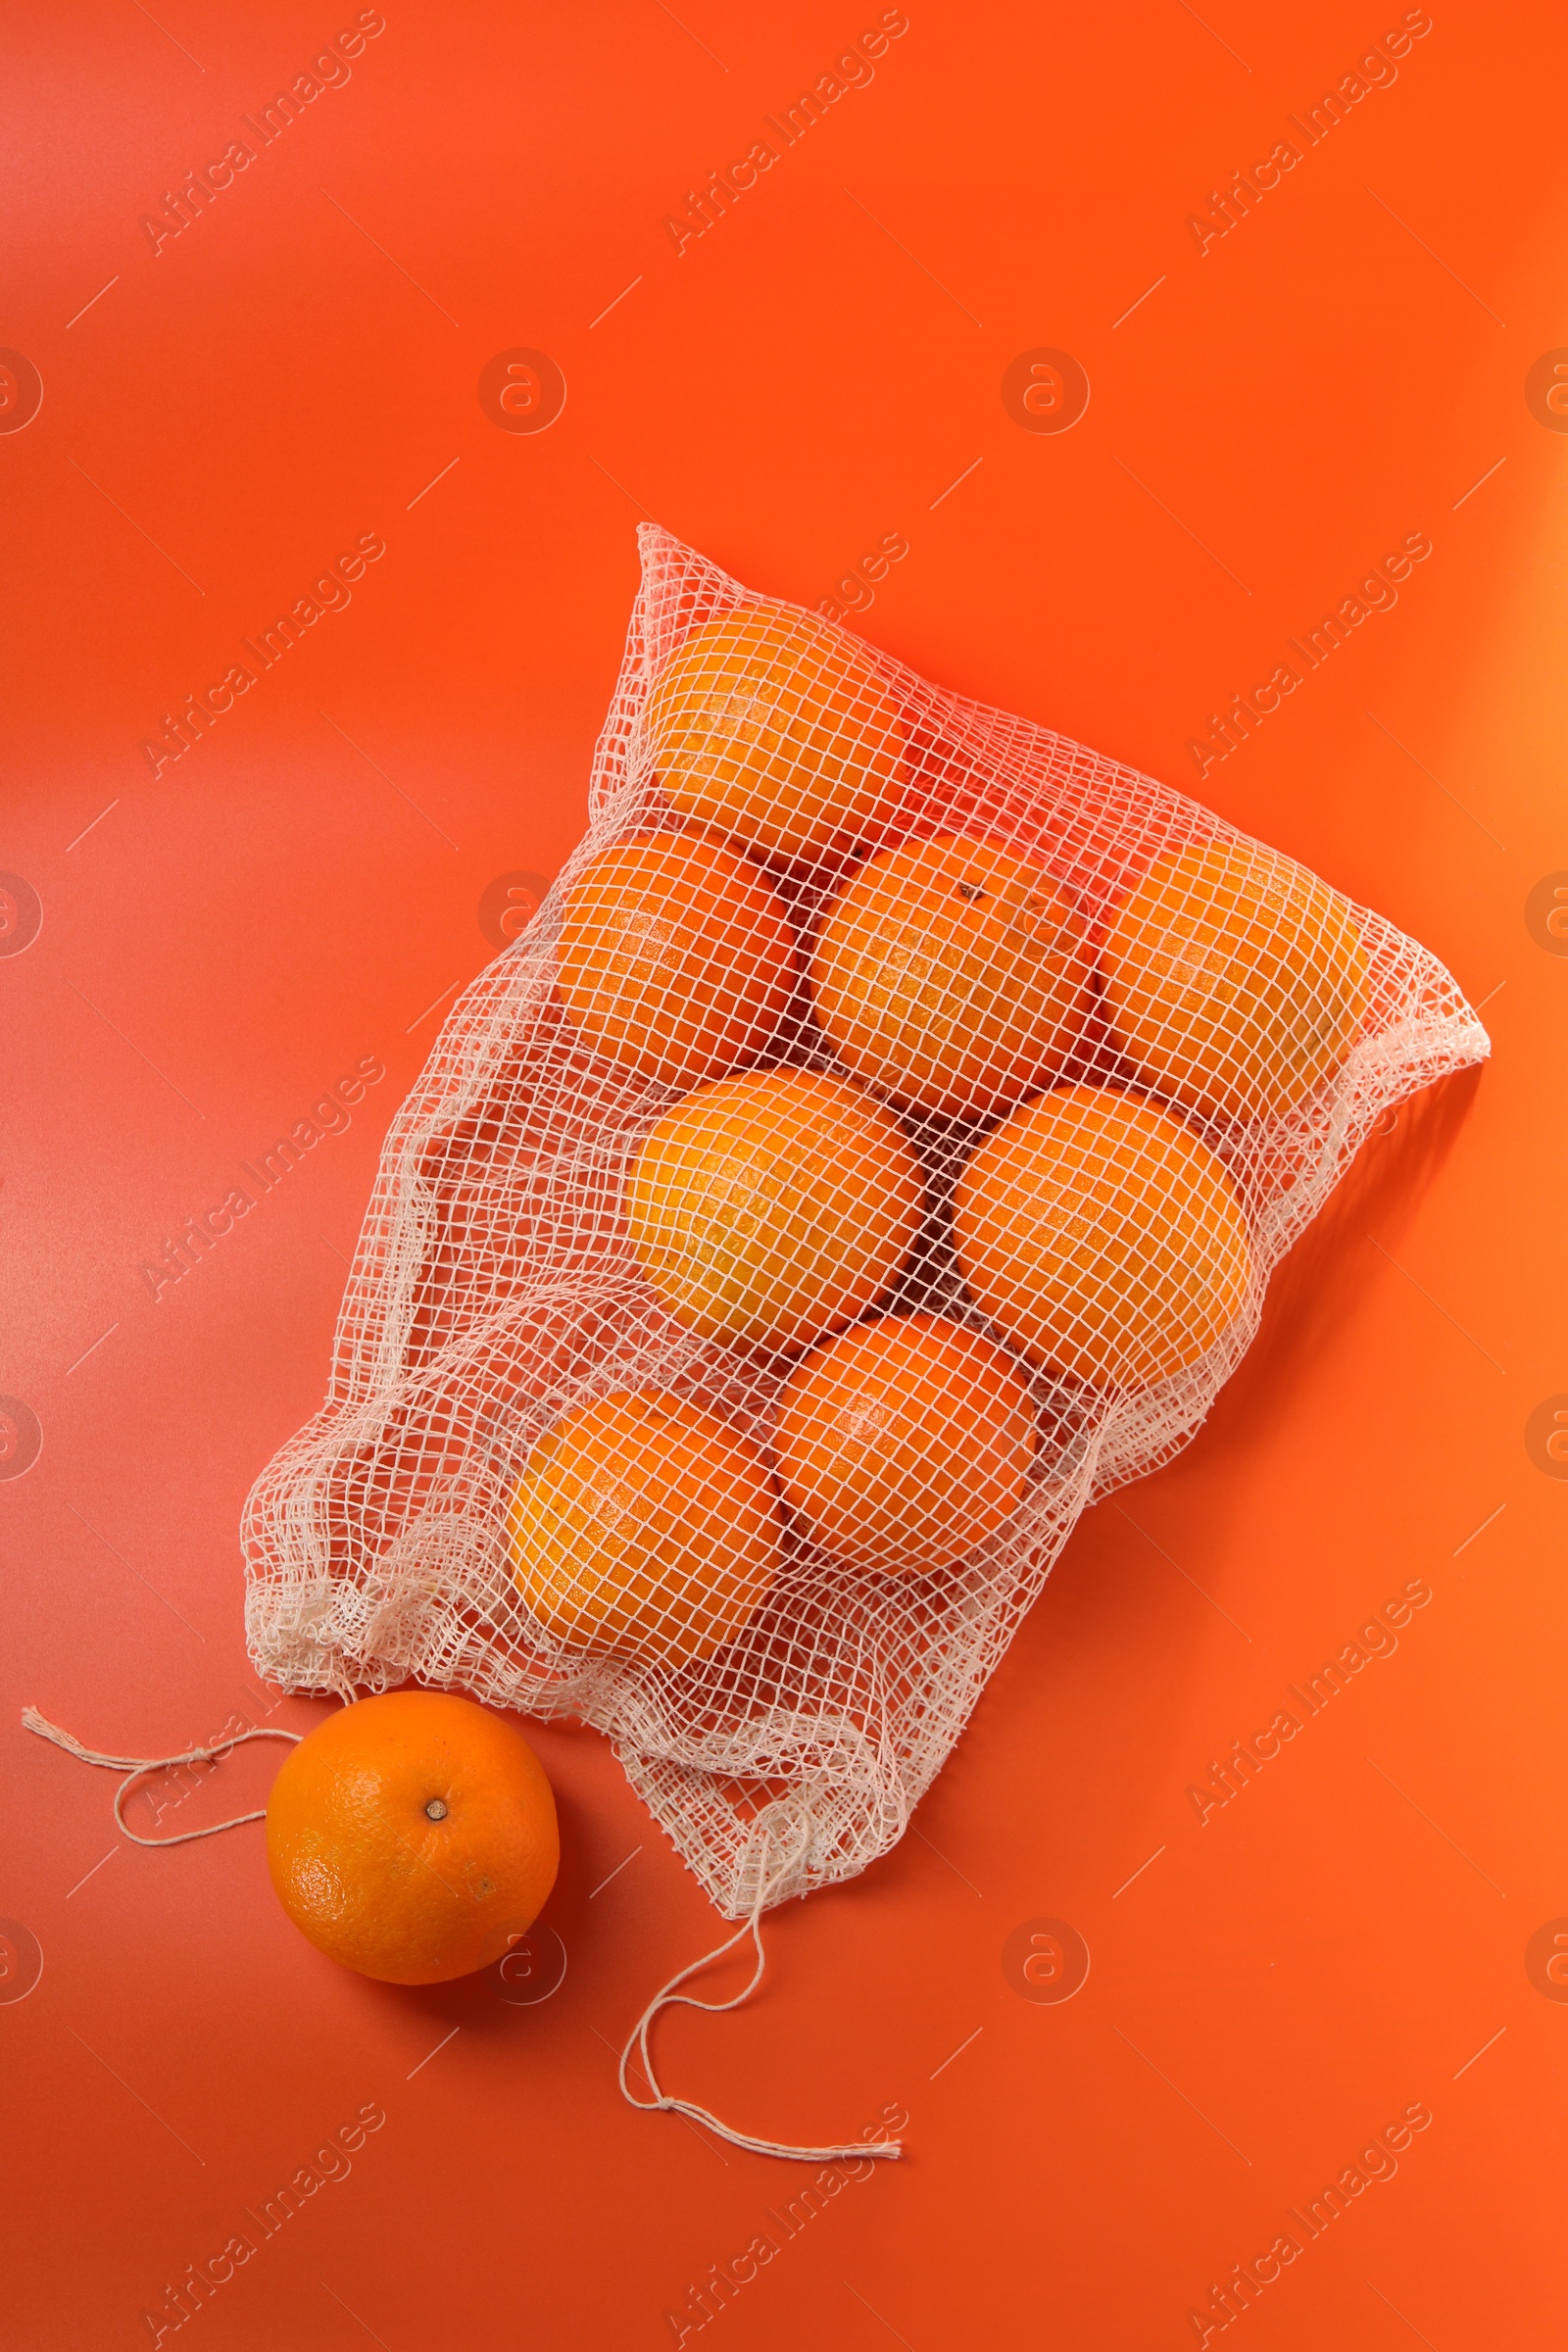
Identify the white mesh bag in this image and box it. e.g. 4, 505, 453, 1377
244, 525, 1487, 2093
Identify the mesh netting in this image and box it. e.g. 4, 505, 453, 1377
244, 524, 1488, 1920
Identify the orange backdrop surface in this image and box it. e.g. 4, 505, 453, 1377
4, 3, 1566, 2346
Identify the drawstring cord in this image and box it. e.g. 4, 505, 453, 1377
619, 1833, 904, 2166
21, 1707, 301, 1846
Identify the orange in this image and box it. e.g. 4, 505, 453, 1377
642, 607, 908, 864
809, 833, 1090, 1118
507, 1391, 780, 1668
773, 1311, 1037, 1574
1101, 837, 1370, 1125
266, 1691, 559, 1985
554, 829, 797, 1090
954, 1084, 1251, 1390
626, 1067, 925, 1353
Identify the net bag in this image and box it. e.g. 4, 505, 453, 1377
244, 524, 1486, 2106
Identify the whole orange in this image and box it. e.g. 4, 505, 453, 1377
773, 1312, 1037, 1574
555, 830, 797, 1090
625, 1067, 925, 1353
809, 834, 1090, 1118
954, 1084, 1252, 1390
266, 1692, 559, 1985
508, 1390, 781, 1668
643, 607, 908, 864
1101, 838, 1369, 1125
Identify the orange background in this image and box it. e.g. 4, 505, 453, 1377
4, 3, 1565, 2345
